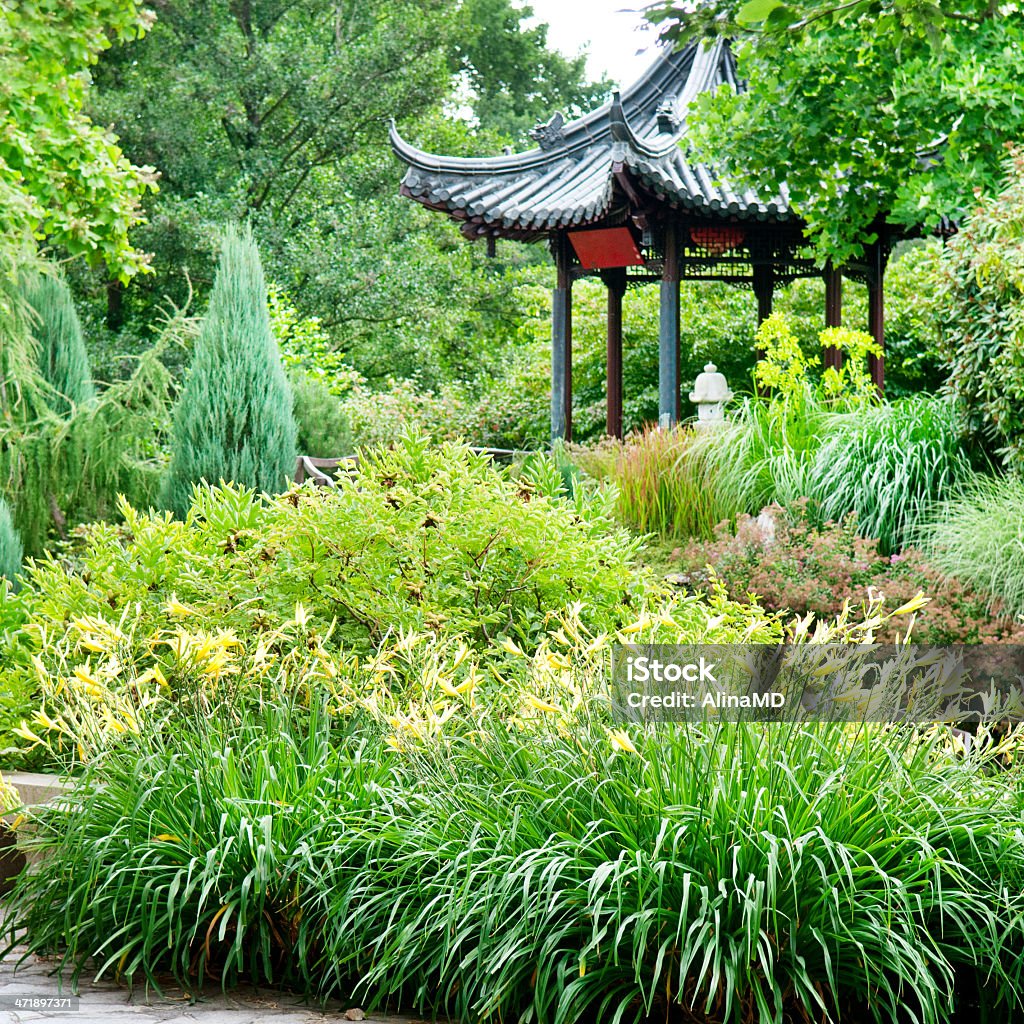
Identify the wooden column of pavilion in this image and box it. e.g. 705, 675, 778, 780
391, 40, 911, 443
604, 267, 626, 438
867, 242, 886, 394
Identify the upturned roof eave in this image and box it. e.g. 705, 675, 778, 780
388, 40, 713, 177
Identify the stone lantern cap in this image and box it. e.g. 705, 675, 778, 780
689, 363, 733, 404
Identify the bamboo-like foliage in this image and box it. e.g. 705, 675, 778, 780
159, 224, 296, 516
20, 269, 96, 416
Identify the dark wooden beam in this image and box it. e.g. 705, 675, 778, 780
659, 220, 680, 427
752, 264, 774, 396
753, 263, 774, 358
605, 268, 626, 439
823, 262, 843, 370
551, 233, 573, 442
868, 244, 885, 396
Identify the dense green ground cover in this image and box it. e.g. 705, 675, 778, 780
7, 699, 1024, 1024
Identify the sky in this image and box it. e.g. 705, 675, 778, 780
523, 1, 662, 90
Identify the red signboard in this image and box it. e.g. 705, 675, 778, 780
568, 227, 645, 270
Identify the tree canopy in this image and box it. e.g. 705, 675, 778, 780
644, 0, 1024, 262
0, 0, 157, 279
82, 0, 606, 386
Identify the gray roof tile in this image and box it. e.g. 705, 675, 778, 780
391, 41, 790, 239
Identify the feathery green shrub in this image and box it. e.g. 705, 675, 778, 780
291, 371, 353, 457
20, 268, 95, 416
919, 473, 1024, 618
0, 496, 22, 585
160, 224, 296, 516
12, 435, 649, 665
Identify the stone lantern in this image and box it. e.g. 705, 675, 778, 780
689, 363, 732, 427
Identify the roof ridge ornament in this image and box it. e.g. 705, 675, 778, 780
609, 91, 629, 142
528, 111, 566, 151
656, 95, 680, 132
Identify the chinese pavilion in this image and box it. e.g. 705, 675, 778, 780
391, 39, 898, 442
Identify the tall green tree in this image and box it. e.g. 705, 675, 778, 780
83, 0, 603, 387
453, 0, 610, 141
0, 0, 157, 279
20, 271, 97, 416
645, 0, 1024, 262
160, 225, 297, 516
939, 147, 1024, 471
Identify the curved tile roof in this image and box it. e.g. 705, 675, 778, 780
391, 40, 792, 240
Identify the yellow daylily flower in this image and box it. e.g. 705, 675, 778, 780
891, 592, 929, 616
164, 595, 197, 619
619, 615, 651, 636
13, 722, 43, 746
607, 729, 638, 755
526, 694, 561, 714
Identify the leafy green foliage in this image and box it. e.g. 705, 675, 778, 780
920, 474, 1024, 619
674, 500, 1024, 643
646, 2, 1024, 262
754, 311, 880, 400
753, 311, 817, 394
291, 372, 353, 458
160, 226, 297, 516
809, 395, 978, 554
16, 436, 649, 668
8, 700, 1024, 1021
268, 289, 363, 398
940, 147, 1024, 470
452, 0, 611, 142
0, 0, 157, 278
0, 497, 21, 585
82, 0, 602, 393
883, 241, 946, 396
20, 269, 97, 416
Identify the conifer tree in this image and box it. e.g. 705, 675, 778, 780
0, 496, 22, 586
20, 270, 96, 416
160, 224, 296, 516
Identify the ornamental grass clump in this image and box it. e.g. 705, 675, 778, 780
919, 473, 1024, 619
571, 426, 728, 539
809, 394, 978, 555
7, 699, 1024, 1024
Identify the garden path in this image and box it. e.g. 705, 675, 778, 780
0, 940, 423, 1024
